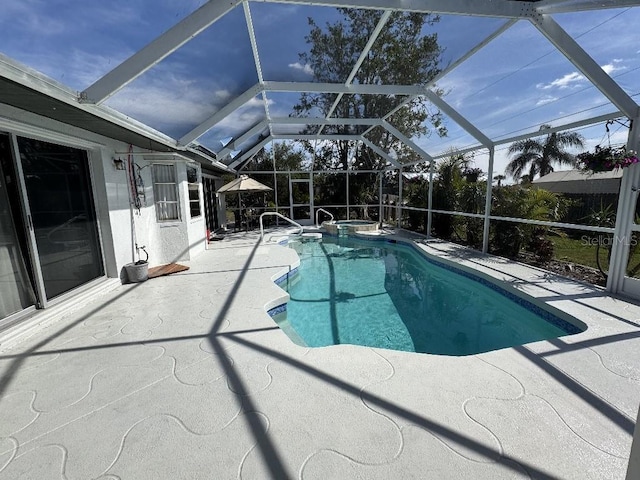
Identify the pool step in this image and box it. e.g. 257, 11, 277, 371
302, 232, 322, 240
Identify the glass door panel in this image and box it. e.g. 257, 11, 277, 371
0, 134, 36, 319
17, 137, 104, 300
291, 179, 311, 222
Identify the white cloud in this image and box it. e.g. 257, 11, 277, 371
1, 0, 67, 36
535, 95, 558, 107
536, 60, 626, 92
288, 62, 314, 76
6, 48, 133, 92
245, 96, 274, 108
601, 60, 626, 75
537, 72, 585, 90
105, 74, 230, 136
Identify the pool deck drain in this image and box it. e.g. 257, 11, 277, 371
0, 228, 638, 479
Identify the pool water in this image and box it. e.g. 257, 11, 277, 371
276, 236, 582, 355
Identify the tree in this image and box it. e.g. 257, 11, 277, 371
431, 154, 467, 239
293, 9, 446, 172
244, 141, 306, 173
490, 185, 567, 259
505, 124, 584, 181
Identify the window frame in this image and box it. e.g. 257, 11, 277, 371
186, 163, 202, 220
152, 163, 180, 222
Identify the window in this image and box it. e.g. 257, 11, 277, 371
152, 164, 179, 221
187, 164, 201, 218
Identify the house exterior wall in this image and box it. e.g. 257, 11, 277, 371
0, 104, 206, 289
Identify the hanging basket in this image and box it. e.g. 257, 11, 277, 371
577, 146, 639, 173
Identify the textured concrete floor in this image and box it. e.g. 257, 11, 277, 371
0, 229, 639, 479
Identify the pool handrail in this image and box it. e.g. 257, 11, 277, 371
260, 212, 303, 241
315, 208, 334, 228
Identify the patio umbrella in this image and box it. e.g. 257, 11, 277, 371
216, 175, 273, 194
216, 175, 272, 230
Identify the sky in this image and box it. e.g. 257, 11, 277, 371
1, 1, 639, 178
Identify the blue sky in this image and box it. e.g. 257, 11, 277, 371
1, 1, 638, 177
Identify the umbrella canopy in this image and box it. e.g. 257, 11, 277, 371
216, 175, 272, 194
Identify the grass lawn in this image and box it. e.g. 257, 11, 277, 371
552, 235, 607, 270
552, 234, 640, 277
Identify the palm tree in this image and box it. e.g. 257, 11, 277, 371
505, 124, 584, 181
493, 174, 506, 187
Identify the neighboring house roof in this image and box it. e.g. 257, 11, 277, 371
532, 169, 623, 195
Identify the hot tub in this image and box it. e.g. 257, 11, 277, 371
322, 219, 379, 235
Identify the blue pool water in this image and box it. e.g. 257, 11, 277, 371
275, 236, 583, 355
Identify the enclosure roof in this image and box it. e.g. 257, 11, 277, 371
1, 0, 639, 173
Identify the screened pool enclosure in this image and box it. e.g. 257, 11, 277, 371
1, 0, 639, 297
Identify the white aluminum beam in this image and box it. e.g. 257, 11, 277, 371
400, 110, 625, 170
230, 135, 273, 168
607, 115, 640, 293
243, 2, 274, 138
273, 134, 363, 140
183, 146, 234, 173
81, 0, 241, 104
347, 11, 391, 85
382, 121, 433, 161
401, 143, 485, 168
263, 81, 427, 96
361, 96, 414, 137
424, 90, 493, 147
494, 111, 624, 147
530, 14, 639, 119
179, 84, 263, 145
482, 147, 495, 253
359, 19, 515, 144
536, 0, 640, 14
429, 19, 517, 86
176, 15, 517, 157
360, 19, 516, 139
362, 138, 402, 167
321, 11, 392, 134
217, 120, 269, 159
243, 2, 264, 84
270, 117, 382, 126
270, 0, 529, 18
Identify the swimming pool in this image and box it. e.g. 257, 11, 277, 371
273, 236, 584, 355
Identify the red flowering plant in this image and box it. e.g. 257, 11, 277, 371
577, 145, 639, 173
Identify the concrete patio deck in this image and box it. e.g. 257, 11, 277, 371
1, 229, 639, 479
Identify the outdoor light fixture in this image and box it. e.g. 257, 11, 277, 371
113, 157, 125, 170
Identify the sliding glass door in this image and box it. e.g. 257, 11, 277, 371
0, 133, 105, 323
17, 137, 104, 300
0, 134, 36, 319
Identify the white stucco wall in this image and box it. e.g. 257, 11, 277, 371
101, 149, 143, 276
128, 156, 206, 266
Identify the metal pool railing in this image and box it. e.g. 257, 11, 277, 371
259, 212, 304, 241
315, 208, 334, 228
